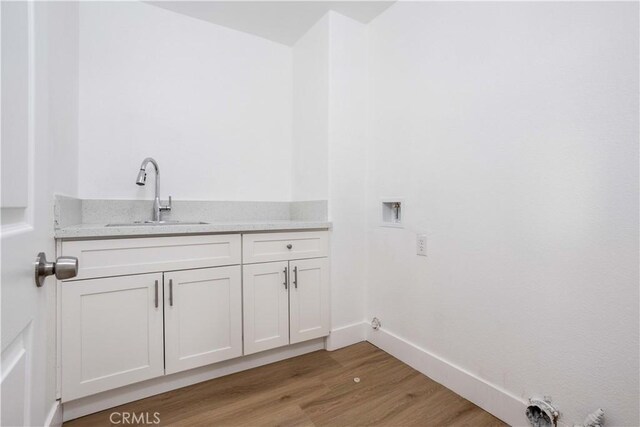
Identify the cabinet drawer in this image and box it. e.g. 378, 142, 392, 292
62, 234, 241, 280
242, 231, 328, 264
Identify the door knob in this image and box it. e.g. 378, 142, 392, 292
34, 252, 78, 287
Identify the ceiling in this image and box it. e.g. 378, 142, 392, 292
147, 1, 395, 46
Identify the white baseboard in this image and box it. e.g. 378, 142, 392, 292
366, 326, 528, 426
62, 338, 325, 422
44, 400, 63, 427
61, 328, 528, 425
325, 321, 367, 351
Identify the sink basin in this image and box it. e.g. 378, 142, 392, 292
106, 220, 208, 227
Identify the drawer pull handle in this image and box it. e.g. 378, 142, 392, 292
286, 244, 293, 250
154, 280, 159, 308
283, 267, 288, 290
169, 279, 174, 306
293, 266, 298, 289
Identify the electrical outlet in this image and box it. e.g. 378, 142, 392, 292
417, 234, 427, 256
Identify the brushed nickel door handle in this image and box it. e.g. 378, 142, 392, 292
283, 267, 288, 290
169, 279, 174, 306
34, 252, 78, 287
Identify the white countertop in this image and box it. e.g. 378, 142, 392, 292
55, 220, 332, 239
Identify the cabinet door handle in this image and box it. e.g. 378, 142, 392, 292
293, 266, 298, 289
283, 267, 288, 290
169, 279, 174, 306
154, 280, 159, 308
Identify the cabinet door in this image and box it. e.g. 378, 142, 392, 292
243, 261, 289, 355
164, 266, 242, 374
289, 258, 330, 344
61, 273, 164, 401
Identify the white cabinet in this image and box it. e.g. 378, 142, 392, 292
164, 266, 242, 374
61, 273, 164, 401
289, 258, 330, 344
243, 256, 330, 355
59, 230, 330, 402
242, 261, 290, 355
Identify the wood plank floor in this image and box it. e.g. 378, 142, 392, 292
65, 342, 506, 427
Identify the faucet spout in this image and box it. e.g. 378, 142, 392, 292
136, 157, 171, 222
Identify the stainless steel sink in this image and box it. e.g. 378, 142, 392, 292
106, 220, 208, 227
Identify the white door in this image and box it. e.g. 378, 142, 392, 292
164, 266, 242, 375
243, 261, 289, 355
60, 273, 164, 401
1, 2, 58, 425
289, 258, 330, 344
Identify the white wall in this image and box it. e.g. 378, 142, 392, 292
292, 15, 329, 201
48, 2, 79, 197
366, 2, 639, 425
78, 2, 292, 201
327, 13, 368, 330
292, 12, 368, 335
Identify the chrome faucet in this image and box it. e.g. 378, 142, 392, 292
136, 157, 172, 222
